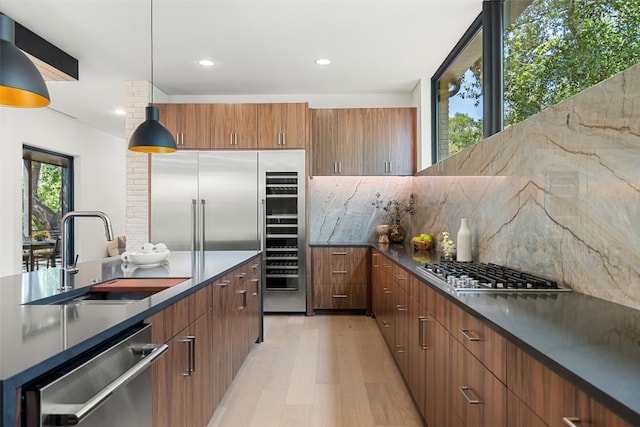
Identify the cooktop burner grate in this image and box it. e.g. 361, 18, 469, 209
416, 261, 571, 293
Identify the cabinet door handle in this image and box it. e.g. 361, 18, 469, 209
382, 320, 390, 328
418, 317, 431, 350
338, 161, 342, 173
334, 161, 338, 174
396, 304, 407, 312
458, 386, 482, 404
396, 274, 405, 281
383, 287, 392, 294
332, 294, 348, 298
388, 161, 392, 173
230, 133, 234, 145
180, 336, 195, 376
562, 418, 581, 427
217, 280, 231, 287
234, 133, 238, 145
251, 278, 260, 296
251, 263, 260, 270
188, 336, 196, 373
237, 272, 247, 279
237, 289, 247, 310
459, 328, 481, 342
282, 132, 286, 145
395, 344, 405, 354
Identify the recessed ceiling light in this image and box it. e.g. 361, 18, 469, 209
315, 58, 331, 65
114, 108, 126, 116
199, 59, 215, 67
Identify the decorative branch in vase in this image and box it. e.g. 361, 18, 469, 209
372, 192, 415, 242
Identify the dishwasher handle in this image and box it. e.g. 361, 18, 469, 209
44, 343, 168, 426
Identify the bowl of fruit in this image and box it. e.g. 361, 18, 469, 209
411, 233, 432, 251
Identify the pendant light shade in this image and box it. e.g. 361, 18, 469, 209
127, 0, 176, 153
0, 14, 50, 108
128, 106, 177, 153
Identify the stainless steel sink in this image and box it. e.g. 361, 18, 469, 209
50, 290, 158, 305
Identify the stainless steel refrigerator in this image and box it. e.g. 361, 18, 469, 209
150, 150, 306, 313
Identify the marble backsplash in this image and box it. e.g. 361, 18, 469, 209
310, 63, 640, 310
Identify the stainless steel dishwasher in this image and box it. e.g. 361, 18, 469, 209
23, 324, 167, 426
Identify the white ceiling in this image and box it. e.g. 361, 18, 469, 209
2, 0, 482, 139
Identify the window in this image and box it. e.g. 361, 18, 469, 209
432, 15, 483, 163
504, 0, 640, 127
22, 146, 73, 270
431, 0, 640, 163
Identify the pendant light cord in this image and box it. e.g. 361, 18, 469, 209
150, 0, 154, 103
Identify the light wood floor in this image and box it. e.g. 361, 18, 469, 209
208, 314, 424, 427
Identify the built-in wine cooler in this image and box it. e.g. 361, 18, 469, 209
259, 151, 306, 313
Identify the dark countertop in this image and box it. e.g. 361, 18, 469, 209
314, 241, 640, 425
0, 250, 259, 393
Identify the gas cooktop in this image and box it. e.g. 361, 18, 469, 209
415, 261, 572, 293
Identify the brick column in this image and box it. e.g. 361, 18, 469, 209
124, 81, 151, 251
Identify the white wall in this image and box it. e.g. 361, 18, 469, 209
0, 107, 126, 277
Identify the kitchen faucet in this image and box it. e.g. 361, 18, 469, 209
60, 211, 114, 290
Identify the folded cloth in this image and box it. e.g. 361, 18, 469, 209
107, 236, 127, 257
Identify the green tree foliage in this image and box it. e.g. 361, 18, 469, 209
449, 113, 483, 156
37, 164, 62, 212
504, 0, 640, 126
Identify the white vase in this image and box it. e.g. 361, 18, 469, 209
456, 218, 472, 262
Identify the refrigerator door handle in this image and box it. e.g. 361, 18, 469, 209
259, 198, 265, 253
200, 199, 206, 256
191, 199, 198, 253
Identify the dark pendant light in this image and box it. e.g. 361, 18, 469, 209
128, 0, 176, 153
0, 13, 50, 108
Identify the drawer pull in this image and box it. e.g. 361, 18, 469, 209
383, 287, 392, 294
217, 280, 231, 287
332, 270, 348, 274
382, 320, 390, 328
396, 275, 405, 281
396, 304, 407, 312
395, 344, 405, 354
458, 328, 481, 342
236, 272, 247, 279
332, 251, 348, 255
562, 418, 580, 427
458, 386, 481, 404
332, 294, 348, 298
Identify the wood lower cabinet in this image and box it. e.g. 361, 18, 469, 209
257, 103, 307, 149
450, 338, 507, 427
372, 251, 395, 347
408, 276, 450, 427
374, 251, 633, 427
148, 286, 213, 427
147, 257, 262, 427
312, 247, 368, 310
507, 342, 633, 427
449, 300, 506, 383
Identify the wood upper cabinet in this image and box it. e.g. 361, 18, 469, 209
363, 108, 416, 176
210, 104, 257, 149
311, 107, 415, 176
312, 247, 368, 309
311, 108, 364, 175
257, 103, 308, 149
154, 103, 212, 149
